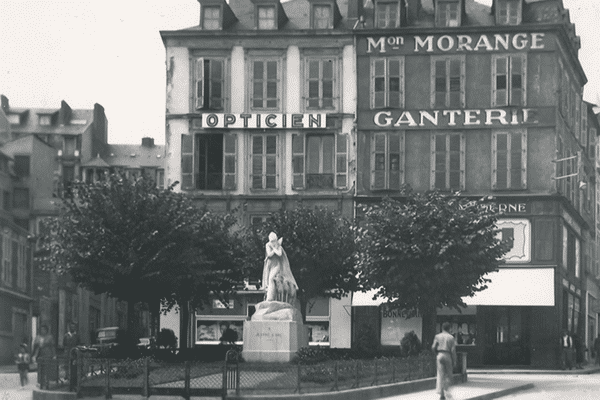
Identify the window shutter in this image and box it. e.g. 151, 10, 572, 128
181, 134, 194, 190
335, 133, 348, 188
195, 58, 204, 110
459, 56, 466, 108
520, 131, 528, 189
223, 133, 237, 190
460, 132, 466, 190
581, 102, 588, 148
388, 132, 402, 190
493, 56, 508, 106
292, 133, 305, 189
491, 132, 498, 189
430, 134, 437, 190
371, 133, 386, 190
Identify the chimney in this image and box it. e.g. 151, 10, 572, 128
142, 137, 155, 147
406, 0, 422, 24
1, 95, 8, 112
347, 0, 364, 21
59, 100, 72, 125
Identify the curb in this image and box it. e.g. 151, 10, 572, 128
32, 389, 77, 400
464, 383, 535, 400
469, 368, 600, 375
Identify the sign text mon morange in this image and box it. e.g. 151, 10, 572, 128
366, 32, 546, 53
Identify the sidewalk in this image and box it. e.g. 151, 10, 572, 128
468, 362, 600, 375
378, 376, 534, 400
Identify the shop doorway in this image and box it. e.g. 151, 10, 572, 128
482, 306, 530, 365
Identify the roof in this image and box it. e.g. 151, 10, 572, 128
5, 107, 93, 135
105, 144, 165, 169
82, 154, 111, 168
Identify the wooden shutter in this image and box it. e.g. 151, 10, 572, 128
388, 132, 402, 190
492, 56, 509, 106
292, 133, 305, 189
335, 133, 348, 188
519, 131, 527, 189
181, 134, 194, 190
195, 58, 204, 110
510, 55, 526, 106
223, 133, 237, 190
371, 133, 387, 190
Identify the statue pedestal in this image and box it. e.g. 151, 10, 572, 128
242, 320, 308, 362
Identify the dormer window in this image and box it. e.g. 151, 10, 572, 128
202, 6, 221, 30
257, 6, 276, 29
375, 1, 401, 28
251, 0, 288, 30
39, 115, 52, 126
6, 114, 20, 125
436, 0, 461, 27
313, 5, 332, 29
495, 0, 522, 25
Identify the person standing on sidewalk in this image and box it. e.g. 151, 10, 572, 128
560, 330, 573, 370
14, 344, 31, 387
432, 322, 457, 400
32, 324, 56, 389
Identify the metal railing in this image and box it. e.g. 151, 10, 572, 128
40, 349, 466, 399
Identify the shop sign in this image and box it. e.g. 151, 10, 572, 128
380, 306, 422, 346
195, 113, 327, 129
496, 219, 531, 263
364, 33, 547, 55
482, 202, 528, 214
373, 108, 538, 128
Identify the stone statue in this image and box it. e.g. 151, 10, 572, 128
261, 232, 298, 304
252, 232, 301, 321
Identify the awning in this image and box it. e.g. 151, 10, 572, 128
463, 268, 555, 306
352, 267, 555, 307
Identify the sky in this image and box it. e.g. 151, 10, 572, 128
0, 0, 599, 145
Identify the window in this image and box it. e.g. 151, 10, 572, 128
180, 133, 236, 191
194, 58, 226, 110
371, 57, 404, 109
202, 6, 221, 30
431, 133, 465, 190
2, 233, 11, 287
13, 156, 30, 178
371, 132, 404, 190
12, 188, 29, 209
581, 103, 588, 148
375, 1, 400, 28
306, 58, 335, 110
312, 5, 332, 29
496, 0, 521, 25
251, 59, 280, 110
7, 114, 20, 125
251, 134, 277, 190
257, 6, 276, 29
436, 1, 460, 27
292, 133, 347, 190
64, 136, 77, 157
492, 54, 526, 106
431, 56, 465, 108
39, 115, 52, 126
492, 130, 527, 190
156, 170, 165, 189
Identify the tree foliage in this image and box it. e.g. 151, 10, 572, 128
355, 189, 510, 346
242, 206, 358, 321
38, 174, 240, 330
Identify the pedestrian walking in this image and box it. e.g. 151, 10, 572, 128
594, 335, 600, 366
572, 333, 584, 369
32, 324, 56, 389
560, 330, 573, 370
432, 322, 457, 400
14, 344, 31, 387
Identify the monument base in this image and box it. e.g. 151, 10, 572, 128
242, 320, 308, 363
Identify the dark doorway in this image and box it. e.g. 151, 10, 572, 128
482, 306, 531, 365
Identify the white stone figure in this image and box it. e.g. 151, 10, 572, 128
261, 232, 298, 304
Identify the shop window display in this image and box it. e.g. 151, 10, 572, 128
196, 320, 243, 344
437, 319, 476, 345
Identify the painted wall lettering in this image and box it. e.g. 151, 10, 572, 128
196, 113, 327, 129
365, 33, 546, 54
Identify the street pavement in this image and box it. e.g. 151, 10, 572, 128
0, 368, 36, 400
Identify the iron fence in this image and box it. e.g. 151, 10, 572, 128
52, 350, 464, 399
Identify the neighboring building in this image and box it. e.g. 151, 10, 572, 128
0, 103, 34, 364
353, 0, 598, 367
160, 0, 357, 348
0, 95, 165, 352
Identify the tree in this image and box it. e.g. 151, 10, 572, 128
354, 189, 510, 349
38, 173, 240, 347
242, 206, 358, 322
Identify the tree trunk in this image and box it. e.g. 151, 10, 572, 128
127, 300, 136, 334
180, 302, 189, 351
421, 304, 438, 351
